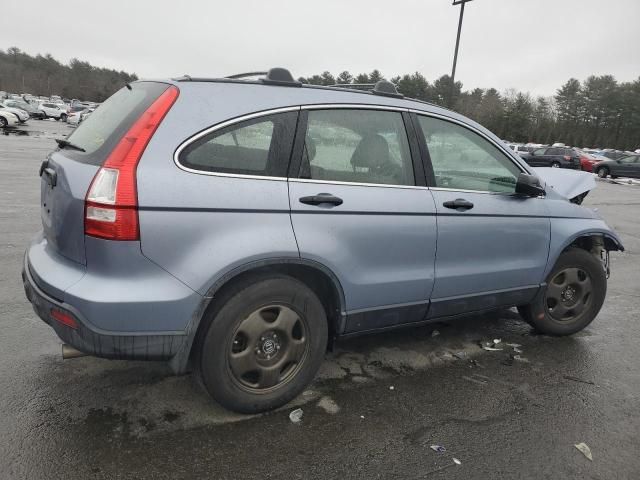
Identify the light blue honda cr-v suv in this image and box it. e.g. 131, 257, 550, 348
23, 68, 623, 413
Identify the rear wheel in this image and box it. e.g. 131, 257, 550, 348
551, 161, 561, 168
60, 113, 67, 122
0, 117, 7, 128
596, 167, 609, 178
518, 249, 606, 335
197, 276, 328, 413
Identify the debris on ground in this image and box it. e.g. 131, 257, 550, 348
452, 458, 462, 465
505, 342, 522, 348
480, 339, 503, 351
564, 375, 596, 385
289, 408, 303, 424
317, 396, 340, 415
360, 415, 365, 419
513, 347, 523, 354
431, 329, 440, 337
469, 359, 485, 368
513, 355, 530, 363
462, 375, 488, 386
453, 351, 467, 360
575, 442, 593, 461
389, 385, 395, 391
430, 445, 446, 453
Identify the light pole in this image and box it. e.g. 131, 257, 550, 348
450, 0, 473, 107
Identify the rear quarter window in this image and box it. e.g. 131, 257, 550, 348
64, 82, 170, 166
178, 112, 298, 178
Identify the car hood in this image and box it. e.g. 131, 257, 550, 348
532, 167, 596, 200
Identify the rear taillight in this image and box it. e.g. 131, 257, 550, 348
85, 86, 179, 240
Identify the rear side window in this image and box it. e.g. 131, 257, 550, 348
66, 82, 170, 166
178, 112, 298, 178
299, 109, 415, 186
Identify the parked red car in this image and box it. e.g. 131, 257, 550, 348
577, 150, 600, 172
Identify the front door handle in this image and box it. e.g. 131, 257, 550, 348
299, 193, 343, 206
443, 198, 473, 211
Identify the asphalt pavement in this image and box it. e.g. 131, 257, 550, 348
1, 120, 639, 479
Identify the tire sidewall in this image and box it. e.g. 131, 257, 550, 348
532, 249, 607, 335
199, 276, 328, 414
597, 167, 608, 178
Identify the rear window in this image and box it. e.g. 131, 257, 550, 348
65, 82, 169, 166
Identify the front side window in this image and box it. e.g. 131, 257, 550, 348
417, 115, 521, 193
533, 148, 547, 155
299, 109, 415, 186
179, 112, 297, 177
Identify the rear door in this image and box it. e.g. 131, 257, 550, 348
289, 106, 437, 332
413, 113, 550, 318
39, 81, 172, 265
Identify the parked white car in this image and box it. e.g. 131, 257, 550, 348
39, 102, 68, 121
0, 103, 29, 123
0, 110, 19, 128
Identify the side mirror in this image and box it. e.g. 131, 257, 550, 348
515, 173, 545, 197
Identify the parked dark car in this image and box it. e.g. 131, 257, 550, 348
600, 151, 627, 161
523, 147, 581, 169
595, 155, 640, 179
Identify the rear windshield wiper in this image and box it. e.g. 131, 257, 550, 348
55, 138, 86, 152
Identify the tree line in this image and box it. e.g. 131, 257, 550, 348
0, 47, 137, 102
1, 46, 637, 150
299, 71, 640, 151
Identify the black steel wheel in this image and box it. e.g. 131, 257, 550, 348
197, 275, 328, 413
228, 304, 309, 392
518, 248, 606, 335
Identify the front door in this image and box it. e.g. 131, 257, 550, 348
289, 107, 437, 332
413, 113, 551, 318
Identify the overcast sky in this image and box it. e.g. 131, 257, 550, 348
2, 0, 638, 96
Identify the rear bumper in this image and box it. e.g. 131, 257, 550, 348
23, 233, 203, 363
23, 254, 188, 361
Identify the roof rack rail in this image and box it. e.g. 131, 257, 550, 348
225, 71, 267, 80
327, 80, 403, 98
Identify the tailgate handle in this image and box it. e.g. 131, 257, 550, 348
299, 194, 343, 206
42, 167, 57, 187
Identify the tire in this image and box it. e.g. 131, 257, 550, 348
596, 167, 609, 178
0, 117, 7, 128
197, 275, 328, 414
551, 161, 561, 168
518, 248, 606, 336
60, 114, 67, 122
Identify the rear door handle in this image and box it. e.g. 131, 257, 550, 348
299, 193, 343, 206
443, 198, 473, 211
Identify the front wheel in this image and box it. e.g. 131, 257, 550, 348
60, 114, 67, 122
518, 248, 606, 336
596, 167, 609, 178
197, 276, 328, 413
551, 161, 561, 168
0, 117, 7, 128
